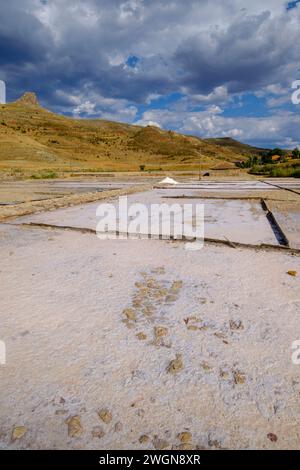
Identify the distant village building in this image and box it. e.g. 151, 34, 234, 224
0, 80, 6, 104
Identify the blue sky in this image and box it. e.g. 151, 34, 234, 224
0, 0, 299, 148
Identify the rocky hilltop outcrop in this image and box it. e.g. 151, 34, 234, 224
15, 92, 40, 107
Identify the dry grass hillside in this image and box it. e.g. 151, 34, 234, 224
205, 137, 267, 157
0, 92, 263, 175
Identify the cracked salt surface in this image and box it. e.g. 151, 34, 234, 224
0, 222, 299, 449
14, 188, 277, 246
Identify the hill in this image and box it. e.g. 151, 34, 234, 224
0, 92, 261, 174
204, 137, 266, 157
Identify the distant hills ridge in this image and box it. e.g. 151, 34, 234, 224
0, 92, 265, 172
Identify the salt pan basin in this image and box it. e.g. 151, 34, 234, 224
14, 189, 277, 246
0, 223, 299, 449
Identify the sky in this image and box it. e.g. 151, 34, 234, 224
0, 0, 299, 148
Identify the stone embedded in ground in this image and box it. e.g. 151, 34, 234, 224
65, 416, 83, 438
229, 320, 244, 330
177, 431, 192, 443
92, 426, 105, 439
185, 315, 201, 324
11, 426, 27, 442
139, 287, 148, 296
142, 305, 155, 316
136, 332, 147, 340
187, 325, 199, 331
98, 408, 112, 424
153, 326, 170, 347
126, 272, 184, 330
171, 280, 183, 292
152, 289, 163, 299
139, 434, 150, 444
208, 438, 223, 449
146, 278, 159, 289
233, 370, 246, 385
133, 298, 142, 308
167, 354, 183, 374
220, 369, 229, 379
154, 326, 168, 338
122, 319, 135, 329
267, 432, 278, 442
123, 308, 136, 321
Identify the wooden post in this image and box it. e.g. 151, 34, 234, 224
198, 149, 202, 181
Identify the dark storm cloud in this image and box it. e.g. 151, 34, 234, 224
1, 0, 299, 103
174, 10, 300, 95
0, 1, 53, 67
0, 0, 176, 104
0, 0, 299, 146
